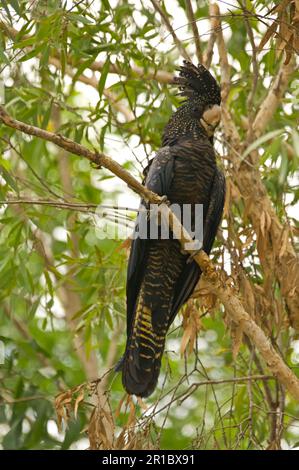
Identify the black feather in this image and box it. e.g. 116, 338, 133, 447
174, 60, 221, 106
117, 61, 225, 398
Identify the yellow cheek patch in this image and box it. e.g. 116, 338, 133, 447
202, 104, 221, 128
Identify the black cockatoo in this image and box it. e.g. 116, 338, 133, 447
117, 61, 225, 398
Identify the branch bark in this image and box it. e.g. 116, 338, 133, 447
252, 59, 295, 142
209, 3, 231, 101
149, 0, 191, 61
185, 0, 203, 63
1, 105, 299, 402
203, 3, 219, 68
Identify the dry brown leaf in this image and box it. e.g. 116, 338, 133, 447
88, 409, 104, 449
260, 211, 266, 238
115, 429, 126, 449
279, 228, 289, 258
294, 32, 299, 55
223, 177, 231, 218
265, 210, 272, 232
88, 404, 115, 450
180, 301, 202, 356
180, 324, 193, 356
88, 408, 98, 450
137, 396, 148, 411
193, 276, 218, 313
116, 236, 132, 252
257, 21, 278, 53
55, 390, 73, 431
54, 384, 87, 432
239, 271, 255, 318
126, 395, 136, 428
231, 323, 243, 360
74, 391, 84, 419
276, 7, 296, 59
289, 285, 297, 296
100, 403, 115, 433
270, 0, 291, 15
115, 393, 127, 419
284, 34, 294, 64
231, 180, 241, 201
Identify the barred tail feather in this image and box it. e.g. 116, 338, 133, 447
122, 346, 162, 398
121, 288, 168, 398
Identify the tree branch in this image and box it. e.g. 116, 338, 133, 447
203, 3, 219, 68
185, 0, 203, 63
252, 59, 295, 142
149, 0, 191, 61
1, 105, 299, 402
210, 3, 231, 101
0, 106, 160, 203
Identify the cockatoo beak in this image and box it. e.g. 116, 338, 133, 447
200, 104, 221, 136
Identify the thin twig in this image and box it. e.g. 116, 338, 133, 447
185, 0, 203, 63
48, 57, 135, 122
240, 1, 259, 127
0, 17, 174, 84
203, 4, 219, 68
210, 2, 231, 101
144, 375, 275, 423
149, 0, 191, 61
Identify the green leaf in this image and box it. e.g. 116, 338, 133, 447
72, 57, 96, 83
19, 44, 44, 62
278, 147, 289, 186
0, 0, 12, 21
9, 0, 21, 14
292, 130, 299, 156
241, 129, 285, 161
68, 13, 93, 25
97, 58, 110, 98
39, 44, 50, 68
14, 36, 37, 49
41, 100, 53, 129
101, 0, 111, 11
0, 165, 19, 193
44, 271, 54, 298
60, 47, 66, 78
0, 44, 10, 65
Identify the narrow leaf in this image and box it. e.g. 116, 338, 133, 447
241, 129, 284, 161
98, 58, 110, 98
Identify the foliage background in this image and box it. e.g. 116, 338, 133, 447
0, 0, 298, 450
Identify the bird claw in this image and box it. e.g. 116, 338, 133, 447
159, 195, 170, 206
180, 241, 202, 263
186, 249, 202, 264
